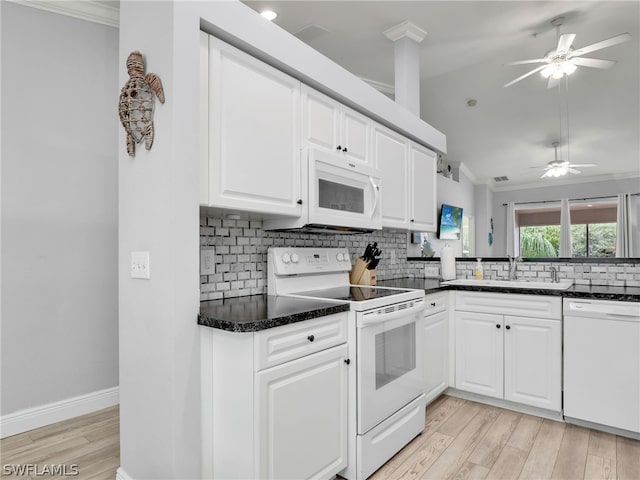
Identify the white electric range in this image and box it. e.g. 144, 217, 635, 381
268, 247, 427, 480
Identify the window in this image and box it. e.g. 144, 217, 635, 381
516, 201, 617, 258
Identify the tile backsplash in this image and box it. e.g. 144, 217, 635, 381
201, 213, 640, 301
407, 259, 640, 287
200, 214, 409, 301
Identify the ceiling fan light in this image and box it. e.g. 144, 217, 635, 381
552, 67, 564, 79
540, 64, 555, 78
562, 61, 577, 75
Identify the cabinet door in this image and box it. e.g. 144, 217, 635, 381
423, 310, 448, 404
455, 311, 503, 399
256, 344, 348, 480
504, 316, 561, 411
373, 125, 409, 228
410, 144, 437, 231
301, 86, 341, 153
341, 107, 371, 164
208, 37, 301, 216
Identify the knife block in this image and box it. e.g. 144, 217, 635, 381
350, 257, 377, 286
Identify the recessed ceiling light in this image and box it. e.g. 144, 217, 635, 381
260, 10, 277, 21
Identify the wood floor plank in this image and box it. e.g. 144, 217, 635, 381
588, 430, 617, 459
26, 406, 118, 442
485, 444, 528, 480
617, 435, 640, 480
369, 395, 466, 480
420, 404, 501, 480
551, 423, 590, 480
507, 414, 543, 453
450, 461, 490, 480
467, 409, 521, 468
387, 431, 452, 480
436, 402, 483, 438
518, 419, 566, 480
2, 435, 91, 466
584, 454, 616, 480
0, 431, 34, 456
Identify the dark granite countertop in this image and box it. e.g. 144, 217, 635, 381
377, 278, 640, 302
198, 295, 350, 332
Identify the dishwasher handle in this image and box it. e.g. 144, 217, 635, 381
566, 300, 640, 320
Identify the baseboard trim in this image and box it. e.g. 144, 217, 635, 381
116, 467, 134, 480
0, 386, 119, 438
445, 388, 564, 422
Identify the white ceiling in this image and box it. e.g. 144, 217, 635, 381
244, 1, 640, 191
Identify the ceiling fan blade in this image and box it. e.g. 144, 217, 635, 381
547, 75, 561, 89
557, 33, 576, 53
568, 168, 582, 174
572, 57, 616, 69
504, 59, 547, 66
504, 65, 548, 87
569, 163, 597, 167
541, 170, 554, 178
572, 32, 632, 57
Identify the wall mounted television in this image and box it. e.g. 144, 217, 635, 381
437, 204, 463, 240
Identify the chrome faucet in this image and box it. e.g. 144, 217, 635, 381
507, 255, 521, 280
550, 266, 559, 283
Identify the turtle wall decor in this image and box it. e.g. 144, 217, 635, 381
118, 51, 165, 157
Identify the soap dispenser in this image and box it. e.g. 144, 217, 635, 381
475, 258, 484, 280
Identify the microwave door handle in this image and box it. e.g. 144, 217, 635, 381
369, 177, 380, 219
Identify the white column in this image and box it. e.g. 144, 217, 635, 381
383, 20, 427, 117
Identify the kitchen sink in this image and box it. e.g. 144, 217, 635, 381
441, 278, 574, 290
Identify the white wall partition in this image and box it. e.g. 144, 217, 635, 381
1, 2, 119, 429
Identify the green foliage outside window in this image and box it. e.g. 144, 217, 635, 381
520, 223, 616, 258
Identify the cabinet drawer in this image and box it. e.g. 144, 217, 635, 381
455, 291, 561, 320
424, 292, 448, 316
255, 312, 348, 370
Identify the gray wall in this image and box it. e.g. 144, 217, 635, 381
1, 3, 119, 414
492, 177, 640, 255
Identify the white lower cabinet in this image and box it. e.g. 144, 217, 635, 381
256, 344, 348, 479
454, 292, 562, 412
422, 292, 449, 404
201, 313, 349, 480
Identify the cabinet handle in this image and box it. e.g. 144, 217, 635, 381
343, 147, 348, 152
430, 302, 436, 307
336, 145, 342, 151
411, 219, 415, 222
505, 325, 511, 330
344, 358, 351, 365
496, 324, 501, 329
307, 335, 315, 342
297, 199, 303, 205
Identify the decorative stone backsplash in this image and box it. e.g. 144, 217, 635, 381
407, 259, 640, 287
201, 213, 640, 301
200, 214, 409, 301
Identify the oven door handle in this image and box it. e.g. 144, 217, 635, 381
358, 300, 425, 327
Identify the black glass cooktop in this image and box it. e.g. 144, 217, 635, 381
298, 286, 413, 302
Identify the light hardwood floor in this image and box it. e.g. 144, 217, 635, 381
1, 397, 638, 480
1, 406, 119, 480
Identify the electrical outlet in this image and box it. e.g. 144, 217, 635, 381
131, 251, 150, 279
201, 247, 216, 275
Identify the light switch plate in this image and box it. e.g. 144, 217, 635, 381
201, 247, 216, 275
131, 251, 150, 279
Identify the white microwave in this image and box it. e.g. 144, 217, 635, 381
263, 148, 382, 233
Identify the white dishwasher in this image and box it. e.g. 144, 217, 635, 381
563, 298, 640, 436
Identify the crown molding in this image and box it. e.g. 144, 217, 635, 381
488, 172, 640, 193
383, 20, 427, 43
7, 0, 119, 28
458, 162, 478, 184
359, 77, 395, 96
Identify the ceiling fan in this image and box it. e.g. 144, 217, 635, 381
531, 142, 597, 178
504, 17, 631, 88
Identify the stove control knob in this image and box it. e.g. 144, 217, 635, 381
282, 253, 291, 264
291, 253, 299, 263
336, 252, 344, 262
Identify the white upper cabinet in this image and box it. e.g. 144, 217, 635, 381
374, 125, 409, 228
302, 85, 372, 165
374, 124, 436, 231
409, 144, 437, 231
200, 34, 302, 216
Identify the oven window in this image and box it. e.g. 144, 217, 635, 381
318, 179, 365, 214
375, 323, 416, 389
